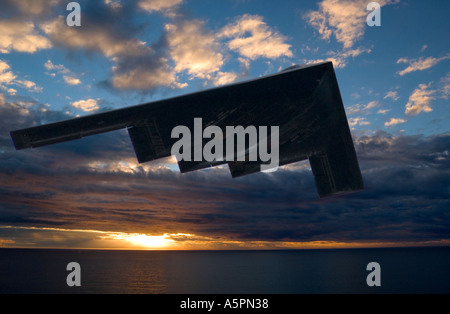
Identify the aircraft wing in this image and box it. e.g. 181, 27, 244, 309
10, 61, 364, 198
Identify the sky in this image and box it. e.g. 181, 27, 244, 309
0, 0, 449, 250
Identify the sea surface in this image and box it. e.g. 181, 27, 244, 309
0, 247, 449, 294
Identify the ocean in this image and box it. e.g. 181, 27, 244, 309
0, 247, 449, 294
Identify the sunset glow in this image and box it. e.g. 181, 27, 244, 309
112, 233, 174, 249
1, 226, 449, 251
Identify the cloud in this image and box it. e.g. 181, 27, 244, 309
0, 60, 11, 74
41, 17, 147, 59
212, 71, 239, 86
138, 0, 183, 13
13, 3, 289, 93
71, 99, 100, 112
7, 88, 17, 95
40, 3, 245, 91
305, 57, 345, 69
0, 0, 61, 18
104, 0, 123, 10
348, 117, 371, 129
302, 6, 375, 70
0, 19, 51, 53
305, 47, 371, 69
41, 5, 185, 92
305, 0, 398, 49
15, 79, 43, 93
405, 83, 436, 116
1, 98, 450, 246
219, 14, 292, 60
45, 59, 82, 86
397, 54, 450, 76
44, 59, 67, 73
0, 96, 68, 150
384, 91, 399, 101
346, 100, 379, 115
364, 100, 379, 110
63, 76, 82, 86
0, 59, 42, 92
1, 114, 449, 245
377, 109, 391, 114
439, 72, 450, 99
0, 60, 16, 85
384, 118, 406, 127
165, 15, 292, 86
111, 54, 186, 91
166, 19, 224, 80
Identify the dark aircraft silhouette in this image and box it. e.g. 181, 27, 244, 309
10, 61, 363, 198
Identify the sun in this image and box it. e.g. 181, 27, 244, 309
113, 233, 174, 249
128, 234, 169, 248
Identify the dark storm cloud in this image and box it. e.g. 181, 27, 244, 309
0, 0, 62, 20
41, 2, 150, 58
1, 98, 449, 244
37, 0, 185, 93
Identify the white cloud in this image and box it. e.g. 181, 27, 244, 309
7, 88, 17, 95
71, 99, 100, 112
0, 20, 51, 53
405, 83, 435, 116
346, 100, 379, 115
346, 104, 362, 115
238, 57, 251, 72
349, 117, 371, 128
397, 54, 450, 76
0, 71, 17, 84
63, 76, 81, 86
0, 60, 10, 74
219, 14, 292, 60
138, 0, 182, 13
166, 20, 224, 80
212, 71, 238, 86
104, 0, 122, 10
305, 47, 371, 69
44, 60, 67, 72
45, 59, 82, 86
15, 80, 43, 93
305, 0, 398, 49
305, 57, 345, 69
364, 100, 379, 110
385, 118, 406, 127
0, 59, 42, 92
377, 109, 391, 114
384, 91, 399, 101
0, 60, 16, 85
